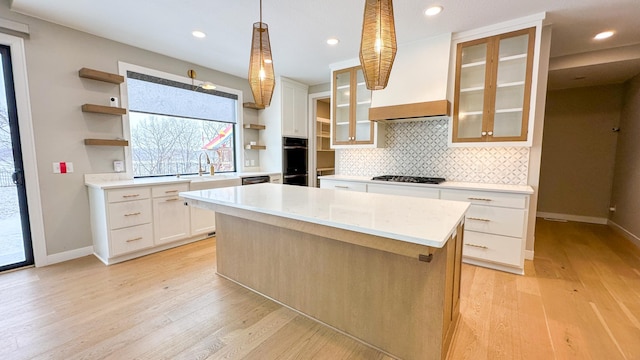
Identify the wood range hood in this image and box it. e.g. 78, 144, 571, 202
368, 99, 451, 122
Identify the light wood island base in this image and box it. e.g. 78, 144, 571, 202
214, 210, 464, 360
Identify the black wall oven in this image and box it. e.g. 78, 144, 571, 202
282, 137, 308, 186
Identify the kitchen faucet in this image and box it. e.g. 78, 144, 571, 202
198, 152, 211, 176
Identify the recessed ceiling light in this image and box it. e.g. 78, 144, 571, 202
192, 30, 206, 38
594, 31, 614, 40
326, 38, 340, 45
425, 5, 443, 16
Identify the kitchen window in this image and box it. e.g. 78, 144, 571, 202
125, 70, 238, 177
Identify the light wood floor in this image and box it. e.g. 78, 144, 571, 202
1, 219, 639, 359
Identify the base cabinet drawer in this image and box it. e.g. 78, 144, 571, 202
108, 199, 152, 230
320, 180, 367, 192
441, 189, 527, 209
111, 223, 154, 256
367, 183, 439, 199
107, 187, 151, 203
463, 231, 523, 267
465, 205, 525, 238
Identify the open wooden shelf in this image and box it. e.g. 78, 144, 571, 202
79, 68, 124, 84
243, 102, 266, 110
84, 139, 129, 146
244, 123, 266, 130
82, 104, 127, 115
244, 144, 266, 150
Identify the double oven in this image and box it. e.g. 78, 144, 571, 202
282, 137, 308, 186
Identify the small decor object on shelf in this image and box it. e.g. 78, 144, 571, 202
359, 0, 397, 90
248, 0, 275, 107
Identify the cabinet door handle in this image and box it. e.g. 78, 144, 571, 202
465, 243, 489, 249
124, 212, 141, 217
122, 194, 140, 198
488, 131, 493, 136
468, 197, 493, 202
126, 237, 143, 243
468, 217, 491, 222
164, 190, 179, 194
481, 131, 487, 136
334, 185, 349, 189
165, 198, 179, 202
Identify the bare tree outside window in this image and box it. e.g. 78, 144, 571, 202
130, 113, 235, 177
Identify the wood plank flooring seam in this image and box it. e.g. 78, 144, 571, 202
589, 302, 628, 360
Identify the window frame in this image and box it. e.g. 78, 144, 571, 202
118, 61, 244, 177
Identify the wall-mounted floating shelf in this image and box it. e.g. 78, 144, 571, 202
82, 104, 127, 115
245, 144, 266, 150
84, 139, 129, 147
243, 102, 266, 110
243, 123, 266, 130
78, 67, 124, 84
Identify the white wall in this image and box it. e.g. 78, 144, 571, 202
0, 2, 254, 257
538, 84, 622, 220
610, 73, 640, 240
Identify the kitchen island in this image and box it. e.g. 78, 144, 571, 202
180, 183, 469, 360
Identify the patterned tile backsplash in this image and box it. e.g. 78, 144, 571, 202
336, 118, 530, 185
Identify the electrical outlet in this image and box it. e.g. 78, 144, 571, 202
250, 159, 255, 166
245, 160, 250, 167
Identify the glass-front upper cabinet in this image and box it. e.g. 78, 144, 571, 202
332, 66, 374, 146
453, 27, 535, 143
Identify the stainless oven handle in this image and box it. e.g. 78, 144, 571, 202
284, 174, 307, 179
283, 146, 307, 150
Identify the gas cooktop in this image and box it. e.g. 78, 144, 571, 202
371, 175, 446, 184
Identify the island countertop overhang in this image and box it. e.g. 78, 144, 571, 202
180, 183, 470, 250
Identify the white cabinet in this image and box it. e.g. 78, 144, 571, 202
367, 183, 440, 199
152, 183, 190, 245
320, 179, 367, 192
320, 176, 531, 274
88, 181, 209, 265
269, 173, 282, 184
89, 185, 155, 263
281, 78, 308, 138
188, 177, 242, 235
440, 189, 529, 274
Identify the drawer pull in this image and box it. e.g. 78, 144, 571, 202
465, 243, 489, 250
334, 185, 349, 189
122, 194, 140, 198
126, 237, 143, 243
468, 197, 493, 202
124, 212, 141, 217
468, 217, 491, 222
165, 198, 179, 202
165, 190, 179, 193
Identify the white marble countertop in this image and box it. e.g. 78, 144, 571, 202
319, 175, 534, 194
84, 172, 280, 189
180, 183, 470, 249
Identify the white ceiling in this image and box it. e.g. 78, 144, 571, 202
10, 0, 640, 89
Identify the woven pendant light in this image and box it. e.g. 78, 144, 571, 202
248, 0, 275, 107
359, 0, 397, 90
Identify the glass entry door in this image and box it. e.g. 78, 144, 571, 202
0, 44, 33, 272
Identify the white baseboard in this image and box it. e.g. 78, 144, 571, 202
608, 220, 640, 248
525, 250, 534, 260
536, 212, 608, 225
45, 246, 93, 266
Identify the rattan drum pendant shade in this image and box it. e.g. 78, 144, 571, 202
248, 0, 275, 107
359, 0, 397, 90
